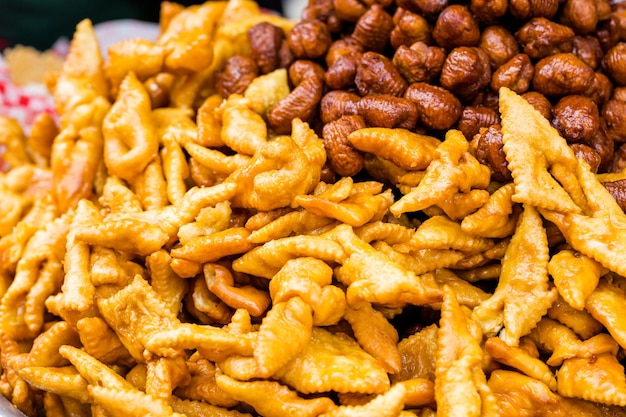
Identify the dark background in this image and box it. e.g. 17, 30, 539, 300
0, 0, 285, 51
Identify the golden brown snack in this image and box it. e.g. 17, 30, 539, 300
435, 286, 498, 417
103, 72, 159, 181
215, 373, 335, 417
105, 39, 165, 97
485, 337, 557, 390
460, 183, 520, 238
269, 257, 345, 326
319, 383, 407, 417
347, 128, 439, 171
228, 134, 322, 211
529, 317, 619, 367
204, 263, 270, 317
332, 224, 442, 309
294, 178, 394, 227
557, 353, 626, 407
51, 19, 108, 124
390, 129, 490, 217
585, 279, 626, 350
499, 87, 584, 213
471, 205, 558, 346
247, 209, 335, 243
344, 302, 401, 374
410, 215, 494, 254
548, 249, 603, 311
273, 327, 390, 394
6, 1, 626, 416
541, 160, 626, 278
233, 234, 345, 279
157, 2, 227, 74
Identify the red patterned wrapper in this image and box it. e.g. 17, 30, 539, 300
0, 64, 57, 133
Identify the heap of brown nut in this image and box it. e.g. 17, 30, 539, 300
215, 0, 626, 208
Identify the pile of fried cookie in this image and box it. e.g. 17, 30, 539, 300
2, 0, 626, 416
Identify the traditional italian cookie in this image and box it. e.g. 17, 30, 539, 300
390, 129, 490, 217
557, 353, 626, 407
548, 249, 603, 311
273, 327, 390, 395
499, 87, 585, 213
435, 286, 498, 417
471, 205, 558, 346
348, 127, 440, 171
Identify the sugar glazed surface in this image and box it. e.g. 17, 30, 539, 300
2, 0, 626, 416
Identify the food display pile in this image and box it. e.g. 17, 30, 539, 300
2, 0, 626, 415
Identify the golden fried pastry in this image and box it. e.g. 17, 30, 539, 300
485, 337, 556, 390
549, 249, 603, 311
431, 269, 490, 309
499, 87, 585, 213
397, 378, 435, 408
390, 129, 490, 217
102, 72, 159, 181
184, 142, 250, 176
50, 97, 110, 213
344, 302, 402, 374
17, 366, 88, 405
354, 220, 414, 246
529, 318, 619, 367
96, 275, 182, 362
319, 383, 407, 417
557, 353, 626, 407
332, 225, 442, 309
248, 209, 335, 243
472, 205, 557, 346
269, 257, 345, 326
105, 39, 165, 97
171, 227, 255, 263
435, 286, 498, 417
173, 354, 239, 408
295, 179, 394, 227
273, 327, 390, 394
233, 234, 345, 278
157, 2, 227, 74
0, 117, 32, 170
541, 161, 626, 279
171, 396, 252, 417
228, 135, 320, 211
392, 324, 438, 384
348, 128, 440, 171
204, 263, 270, 317
27, 113, 58, 166
145, 356, 190, 404
585, 278, 626, 350
161, 133, 189, 204
461, 183, 520, 238
547, 296, 604, 340
52, 19, 108, 124
374, 242, 465, 277
4, 1, 626, 416
488, 369, 624, 417
215, 373, 335, 417
76, 317, 133, 366
254, 297, 312, 377
409, 215, 494, 254
0, 214, 68, 338
146, 250, 186, 316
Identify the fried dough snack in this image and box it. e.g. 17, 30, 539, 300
390, 129, 491, 218
471, 204, 558, 346
435, 286, 498, 417
4, 1, 626, 416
